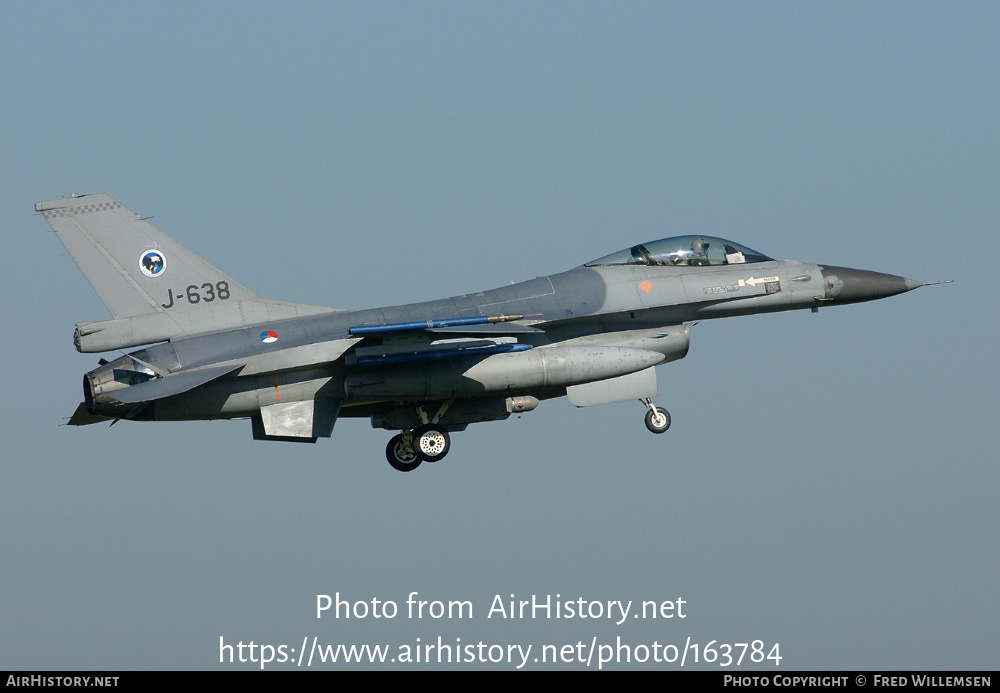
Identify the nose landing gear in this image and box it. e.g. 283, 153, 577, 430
641, 398, 671, 434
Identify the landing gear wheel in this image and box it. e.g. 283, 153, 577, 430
386, 434, 422, 472
412, 425, 450, 462
644, 406, 671, 434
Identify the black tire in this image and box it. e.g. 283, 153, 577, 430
412, 425, 450, 462
386, 434, 422, 472
644, 406, 671, 434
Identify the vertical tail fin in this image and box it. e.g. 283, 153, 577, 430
36, 193, 257, 319
39, 193, 344, 352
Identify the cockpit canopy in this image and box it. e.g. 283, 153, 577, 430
585, 235, 774, 267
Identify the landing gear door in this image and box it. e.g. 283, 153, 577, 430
255, 398, 342, 441
567, 366, 658, 407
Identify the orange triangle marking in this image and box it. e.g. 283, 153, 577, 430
639, 281, 653, 294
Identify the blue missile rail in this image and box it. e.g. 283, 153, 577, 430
349, 314, 526, 336
356, 342, 532, 367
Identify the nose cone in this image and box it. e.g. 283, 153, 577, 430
819, 266, 920, 304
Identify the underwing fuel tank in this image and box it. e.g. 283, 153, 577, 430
344, 346, 666, 401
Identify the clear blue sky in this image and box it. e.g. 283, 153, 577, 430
2, 1, 996, 670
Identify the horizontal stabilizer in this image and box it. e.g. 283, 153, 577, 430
67, 402, 115, 426
111, 364, 243, 404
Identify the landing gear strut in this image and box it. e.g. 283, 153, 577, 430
641, 398, 671, 434
384, 401, 456, 472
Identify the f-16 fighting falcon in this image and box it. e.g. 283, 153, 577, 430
37, 194, 950, 471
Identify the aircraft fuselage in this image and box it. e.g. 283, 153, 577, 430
82, 258, 912, 423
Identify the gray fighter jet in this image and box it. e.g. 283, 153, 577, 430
38, 194, 950, 471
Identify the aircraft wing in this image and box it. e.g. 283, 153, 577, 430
67, 402, 115, 426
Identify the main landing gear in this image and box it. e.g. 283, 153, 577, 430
385, 425, 451, 472
384, 399, 669, 472
384, 401, 456, 472
641, 398, 671, 434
